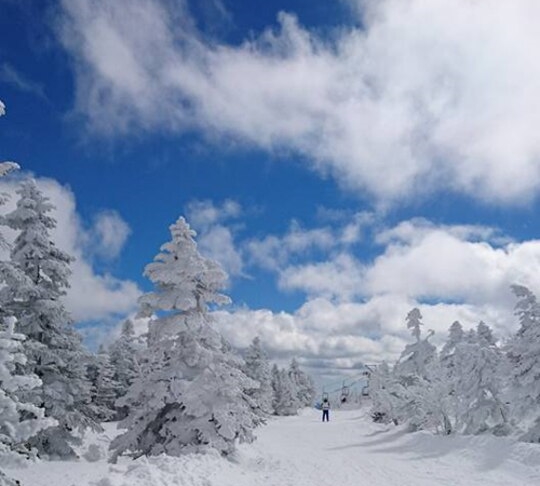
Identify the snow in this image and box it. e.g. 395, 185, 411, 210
6, 407, 540, 486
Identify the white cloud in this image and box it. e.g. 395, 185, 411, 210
88, 209, 132, 260
279, 253, 365, 301
197, 225, 243, 277
186, 199, 241, 228
247, 221, 335, 271
268, 217, 540, 313
219, 217, 540, 375
186, 199, 244, 277
216, 294, 514, 380
60, 0, 540, 206
0, 176, 141, 322
0, 63, 48, 101
364, 220, 540, 310
247, 215, 369, 272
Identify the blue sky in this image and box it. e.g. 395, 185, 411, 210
2, 0, 540, 379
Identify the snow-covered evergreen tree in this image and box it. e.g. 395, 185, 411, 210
244, 337, 274, 415
87, 348, 119, 422
288, 358, 316, 407
370, 362, 401, 424
108, 319, 140, 418
0, 179, 98, 457
0, 101, 33, 486
457, 322, 508, 435
394, 308, 437, 384
271, 364, 299, 416
110, 217, 260, 459
507, 285, 540, 441
438, 321, 465, 430
0, 100, 21, 179
392, 308, 443, 431
440, 321, 464, 362
0, 317, 56, 466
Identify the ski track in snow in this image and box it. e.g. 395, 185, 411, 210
7, 408, 540, 486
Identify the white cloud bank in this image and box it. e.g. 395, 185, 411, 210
213, 216, 540, 377
0, 177, 141, 323
60, 0, 540, 206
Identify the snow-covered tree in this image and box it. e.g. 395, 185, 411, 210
438, 321, 466, 430
108, 319, 141, 418
440, 321, 464, 362
110, 217, 260, 460
271, 364, 299, 416
288, 358, 316, 407
0, 100, 21, 179
457, 322, 508, 435
244, 337, 273, 415
0, 100, 32, 486
507, 285, 540, 441
0, 179, 97, 457
392, 308, 442, 431
370, 362, 401, 424
87, 348, 119, 422
0, 317, 56, 466
395, 308, 436, 383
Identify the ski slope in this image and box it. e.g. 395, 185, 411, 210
7, 407, 540, 486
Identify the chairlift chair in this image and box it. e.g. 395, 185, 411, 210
340, 384, 350, 403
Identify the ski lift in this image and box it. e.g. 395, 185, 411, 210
340, 383, 350, 403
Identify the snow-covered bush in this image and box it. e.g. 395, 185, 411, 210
110, 217, 260, 460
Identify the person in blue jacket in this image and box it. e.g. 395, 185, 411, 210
322, 397, 330, 422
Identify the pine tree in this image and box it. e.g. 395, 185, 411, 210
110, 217, 260, 459
440, 321, 465, 362
439, 321, 465, 430
288, 358, 316, 407
87, 348, 119, 422
0, 100, 20, 179
370, 362, 401, 424
507, 285, 540, 441
0, 101, 36, 486
458, 322, 507, 435
0, 317, 56, 465
393, 308, 442, 431
0, 179, 98, 457
271, 364, 299, 416
244, 337, 274, 415
108, 319, 140, 418
395, 308, 436, 383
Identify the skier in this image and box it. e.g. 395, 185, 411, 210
322, 397, 330, 422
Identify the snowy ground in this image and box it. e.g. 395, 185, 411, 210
6, 407, 540, 486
